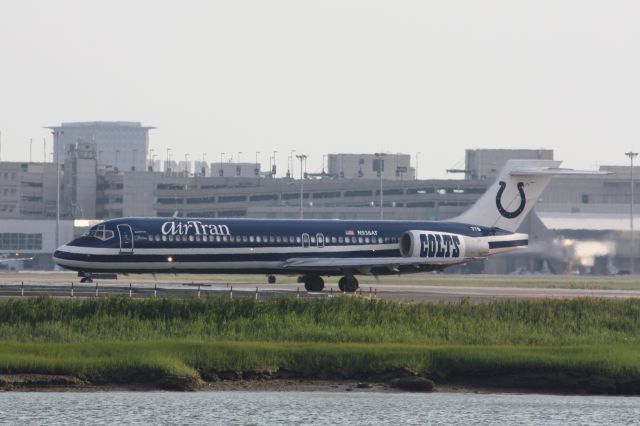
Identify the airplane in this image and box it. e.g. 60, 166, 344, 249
53, 160, 601, 291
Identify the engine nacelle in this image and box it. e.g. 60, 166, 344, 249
399, 230, 489, 261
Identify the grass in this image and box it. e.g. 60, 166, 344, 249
0, 296, 639, 345
1, 296, 640, 392
0, 341, 638, 392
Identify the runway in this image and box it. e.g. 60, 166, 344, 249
3, 279, 640, 302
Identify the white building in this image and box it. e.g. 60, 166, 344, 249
48, 121, 154, 172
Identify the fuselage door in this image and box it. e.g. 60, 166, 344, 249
117, 224, 134, 254
316, 233, 324, 248
301, 233, 310, 248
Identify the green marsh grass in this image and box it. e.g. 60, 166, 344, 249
0, 296, 639, 345
1, 297, 640, 391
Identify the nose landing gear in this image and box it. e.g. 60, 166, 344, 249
78, 272, 93, 283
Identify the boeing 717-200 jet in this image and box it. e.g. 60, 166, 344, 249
53, 160, 600, 292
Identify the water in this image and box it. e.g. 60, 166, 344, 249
1, 391, 639, 425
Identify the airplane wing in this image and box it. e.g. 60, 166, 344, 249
282, 257, 465, 274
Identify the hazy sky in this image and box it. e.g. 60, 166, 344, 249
1, 1, 639, 178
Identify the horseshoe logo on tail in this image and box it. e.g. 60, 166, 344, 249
496, 181, 526, 219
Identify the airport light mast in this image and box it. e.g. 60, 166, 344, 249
627, 151, 638, 274
296, 154, 307, 219
375, 153, 386, 219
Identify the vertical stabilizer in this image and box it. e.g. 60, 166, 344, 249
451, 160, 562, 232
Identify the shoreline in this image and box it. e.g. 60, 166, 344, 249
0, 374, 636, 396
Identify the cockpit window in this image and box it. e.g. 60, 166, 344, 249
83, 225, 114, 241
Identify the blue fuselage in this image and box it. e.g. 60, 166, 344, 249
53, 217, 517, 275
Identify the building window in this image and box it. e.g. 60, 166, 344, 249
0, 233, 42, 250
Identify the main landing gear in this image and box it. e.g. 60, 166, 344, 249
301, 275, 359, 293
267, 275, 277, 284
338, 276, 359, 293
302, 275, 325, 292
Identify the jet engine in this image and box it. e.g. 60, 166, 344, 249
399, 230, 489, 261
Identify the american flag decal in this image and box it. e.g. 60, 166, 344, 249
345, 230, 355, 236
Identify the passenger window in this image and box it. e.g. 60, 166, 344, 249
189, 235, 195, 242
283, 236, 288, 243
256, 236, 261, 243
222, 235, 228, 242
310, 236, 316, 244
296, 236, 301, 243
276, 236, 282, 243
249, 235, 255, 243
331, 236, 337, 244
384, 237, 390, 243
168, 235, 174, 242
345, 236, 350, 244
196, 235, 201, 242
358, 237, 363, 244
269, 236, 275, 243
338, 236, 344, 244
162, 235, 167, 242
378, 237, 383, 244
365, 237, 370, 244
242, 235, 248, 242
235, 235, 242, 243
203, 235, 208, 242
155, 235, 161, 242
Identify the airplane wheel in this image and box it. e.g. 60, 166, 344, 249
304, 275, 324, 292
339, 276, 358, 293
268, 275, 276, 284
80, 277, 93, 283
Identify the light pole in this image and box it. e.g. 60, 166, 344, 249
237, 151, 242, 163
255, 151, 260, 176
296, 154, 307, 218
149, 148, 155, 171
272, 150, 277, 177
375, 153, 386, 219
185, 154, 190, 174
627, 151, 638, 274
52, 130, 63, 253
132, 149, 137, 171
29, 138, 33, 163
288, 150, 296, 179
115, 150, 120, 172
166, 148, 172, 173
415, 152, 421, 180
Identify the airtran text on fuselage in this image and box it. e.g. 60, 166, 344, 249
161, 221, 231, 236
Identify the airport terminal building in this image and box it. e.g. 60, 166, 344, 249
1, 136, 637, 275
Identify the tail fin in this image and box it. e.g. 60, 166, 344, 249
452, 160, 593, 232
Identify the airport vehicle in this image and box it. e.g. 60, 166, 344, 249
53, 160, 595, 291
